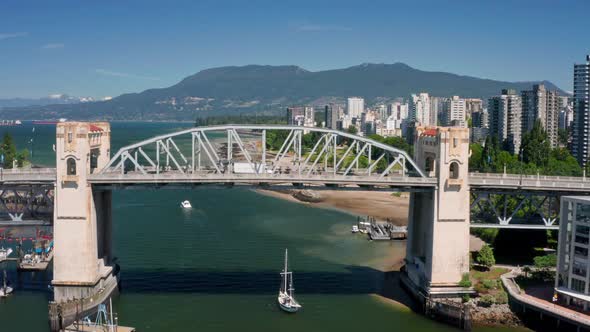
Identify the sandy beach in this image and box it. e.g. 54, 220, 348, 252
256, 189, 410, 226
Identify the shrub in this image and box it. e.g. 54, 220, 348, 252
476, 244, 496, 270
459, 273, 472, 288
482, 279, 497, 289
474, 283, 487, 294
461, 294, 471, 303
471, 228, 499, 244
533, 253, 557, 271
479, 294, 495, 307
495, 290, 508, 304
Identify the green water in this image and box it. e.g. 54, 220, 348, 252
0, 122, 527, 331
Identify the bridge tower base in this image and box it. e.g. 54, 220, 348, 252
50, 122, 117, 330
403, 127, 472, 298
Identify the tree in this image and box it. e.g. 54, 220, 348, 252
16, 149, 29, 168
0, 133, 17, 168
480, 136, 500, 172
558, 128, 569, 146
533, 253, 557, 280
533, 253, 557, 271
476, 244, 495, 270
469, 143, 483, 171
520, 120, 550, 167
367, 134, 413, 157
346, 125, 358, 135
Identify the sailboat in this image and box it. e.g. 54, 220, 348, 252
277, 249, 301, 313
0, 270, 13, 297
0, 247, 12, 261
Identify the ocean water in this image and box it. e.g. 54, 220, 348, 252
0, 122, 527, 331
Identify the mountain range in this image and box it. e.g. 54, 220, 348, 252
0, 94, 111, 109
0, 63, 566, 121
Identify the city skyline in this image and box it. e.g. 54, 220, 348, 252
1, 0, 589, 99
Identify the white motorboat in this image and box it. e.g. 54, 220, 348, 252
278, 249, 301, 313
0, 270, 13, 297
0, 247, 12, 260
180, 200, 192, 208
351, 225, 359, 233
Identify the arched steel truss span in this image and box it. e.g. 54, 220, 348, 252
96, 125, 427, 186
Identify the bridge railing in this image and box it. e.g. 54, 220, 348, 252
470, 172, 588, 182
469, 172, 590, 190
0, 167, 56, 182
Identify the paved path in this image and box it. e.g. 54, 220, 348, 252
501, 268, 590, 327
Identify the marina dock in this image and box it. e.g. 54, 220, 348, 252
0, 257, 18, 263
354, 216, 407, 241
65, 324, 136, 332
18, 251, 53, 271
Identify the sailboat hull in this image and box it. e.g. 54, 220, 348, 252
278, 301, 300, 313
278, 292, 301, 313
0, 286, 13, 297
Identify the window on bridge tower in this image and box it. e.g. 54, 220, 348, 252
67, 158, 76, 176
425, 156, 435, 173
449, 161, 459, 179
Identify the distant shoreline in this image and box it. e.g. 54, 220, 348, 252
19, 120, 196, 124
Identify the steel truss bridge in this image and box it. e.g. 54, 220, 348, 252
2, 125, 590, 229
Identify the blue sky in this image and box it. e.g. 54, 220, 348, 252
0, 0, 588, 99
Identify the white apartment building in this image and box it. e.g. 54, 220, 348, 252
521, 84, 560, 148
488, 89, 522, 154
410, 93, 433, 126
388, 101, 409, 121
556, 196, 590, 311
445, 96, 467, 127
347, 97, 365, 119
376, 104, 387, 121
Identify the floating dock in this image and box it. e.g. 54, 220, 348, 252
18, 251, 53, 271
355, 216, 407, 241
64, 324, 135, 332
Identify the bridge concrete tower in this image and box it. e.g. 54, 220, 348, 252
404, 126, 471, 297
52, 122, 117, 303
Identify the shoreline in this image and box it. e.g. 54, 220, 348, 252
256, 188, 410, 226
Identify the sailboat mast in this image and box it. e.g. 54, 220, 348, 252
284, 249, 288, 292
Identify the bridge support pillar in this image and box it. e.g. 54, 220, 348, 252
51, 122, 117, 311
404, 127, 471, 298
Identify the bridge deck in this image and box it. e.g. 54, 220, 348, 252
0, 168, 56, 184
88, 171, 438, 189
470, 173, 590, 192
3, 168, 590, 192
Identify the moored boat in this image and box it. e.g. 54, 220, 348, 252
0, 247, 12, 260
277, 249, 301, 313
0, 270, 13, 297
180, 200, 192, 208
